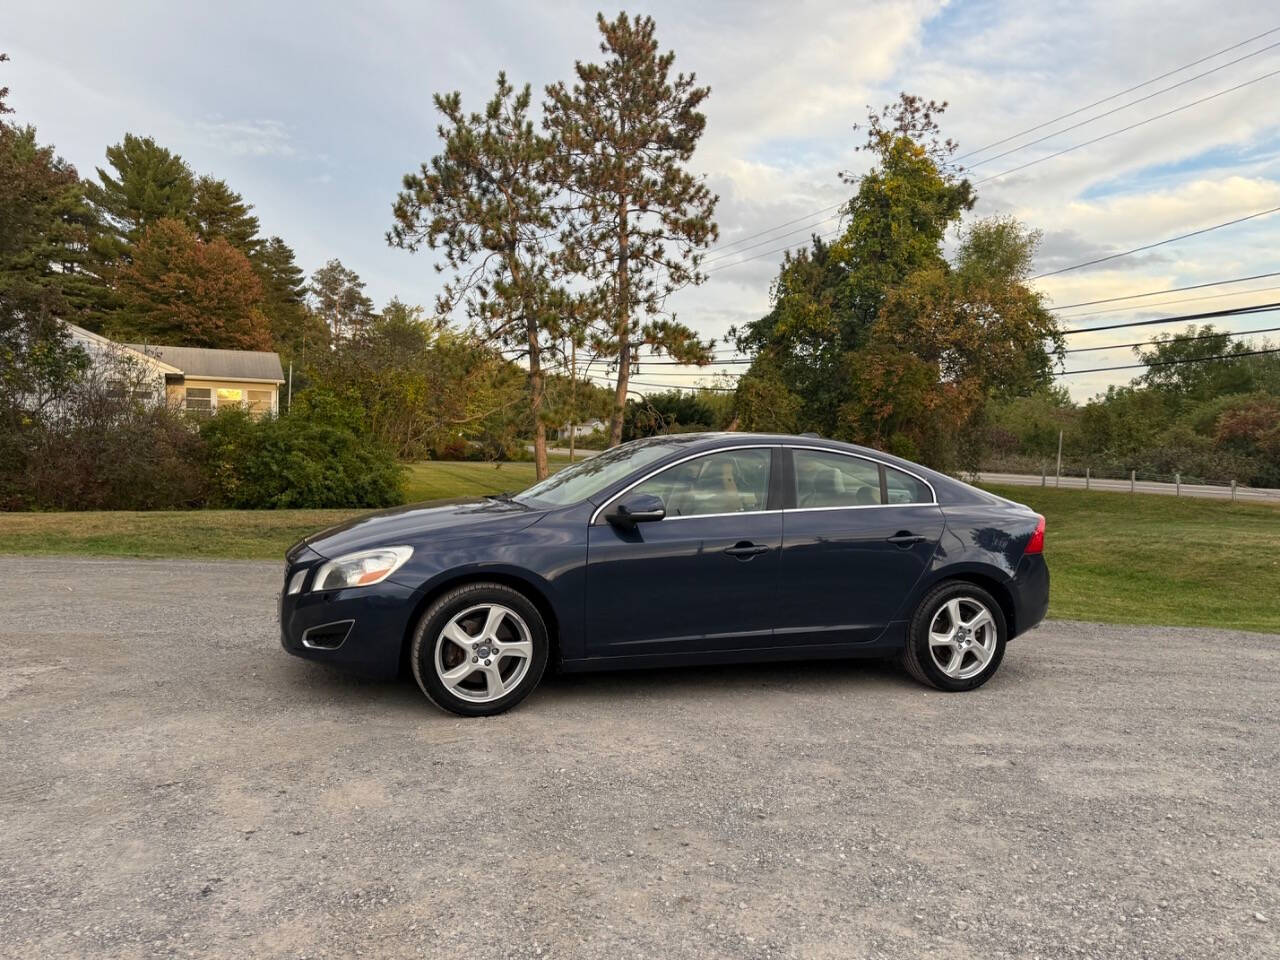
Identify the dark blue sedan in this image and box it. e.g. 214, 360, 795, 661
281, 433, 1048, 716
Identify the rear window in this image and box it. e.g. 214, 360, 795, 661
885, 466, 932, 504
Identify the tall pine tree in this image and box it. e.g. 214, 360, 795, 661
545, 12, 719, 445
192, 175, 261, 256
85, 134, 196, 255
389, 73, 568, 479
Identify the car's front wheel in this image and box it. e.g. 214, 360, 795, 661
901, 581, 1007, 691
410, 582, 549, 717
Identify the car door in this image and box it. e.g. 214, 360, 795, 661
584, 446, 782, 657
775, 447, 945, 646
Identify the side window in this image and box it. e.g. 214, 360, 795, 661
793, 450, 881, 508
630, 449, 772, 518
885, 466, 932, 504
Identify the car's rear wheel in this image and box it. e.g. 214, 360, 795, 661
901, 581, 1007, 691
410, 582, 549, 717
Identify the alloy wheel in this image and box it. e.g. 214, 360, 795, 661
434, 603, 534, 704
928, 596, 998, 680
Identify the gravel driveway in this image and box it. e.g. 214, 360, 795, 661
1, 556, 1277, 959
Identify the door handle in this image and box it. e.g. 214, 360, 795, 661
724, 541, 771, 559
886, 532, 927, 546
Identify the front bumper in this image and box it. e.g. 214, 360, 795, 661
279, 546, 419, 679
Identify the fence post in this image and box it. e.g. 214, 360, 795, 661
1041, 463, 1046, 488
1175, 472, 1181, 497
1085, 467, 1090, 490
1130, 469, 1136, 494
1231, 479, 1237, 502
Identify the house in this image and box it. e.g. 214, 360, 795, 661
62, 323, 286, 417
128, 343, 285, 417
554, 418, 606, 440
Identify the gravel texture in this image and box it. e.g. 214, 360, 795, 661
1, 556, 1277, 959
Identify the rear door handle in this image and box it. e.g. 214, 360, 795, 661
724, 541, 771, 559
887, 532, 927, 546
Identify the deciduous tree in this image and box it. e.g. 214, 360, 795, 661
309, 258, 374, 343
112, 217, 272, 350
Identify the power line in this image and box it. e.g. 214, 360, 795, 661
1049, 271, 1280, 309
1061, 301, 1280, 334
963, 39, 1280, 171
1059, 345, 1280, 376
702, 212, 842, 265
1064, 324, 1280, 354
952, 25, 1280, 164
705, 226, 843, 275
974, 68, 1280, 188
1055, 283, 1280, 321
1031, 204, 1280, 279
708, 202, 845, 255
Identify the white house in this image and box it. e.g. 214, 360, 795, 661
555, 418, 606, 440
63, 323, 286, 417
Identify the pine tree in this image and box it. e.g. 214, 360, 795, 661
389, 73, 568, 479
544, 12, 719, 445
257, 236, 325, 361
192, 175, 261, 257
308, 258, 375, 343
85, 134, 196, 255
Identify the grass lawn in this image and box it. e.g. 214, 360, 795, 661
984, 483, 1280, 634
0, 464, 1275, 633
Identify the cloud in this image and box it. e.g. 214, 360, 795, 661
188, 117, 296, 157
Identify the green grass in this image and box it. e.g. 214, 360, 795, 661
0, 465, 1275, 632
983, 484, 1280, 634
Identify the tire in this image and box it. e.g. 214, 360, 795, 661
901, 581, 1007, 692
410, 582, 550, 717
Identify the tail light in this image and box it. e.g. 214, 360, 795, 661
1024, 514, 1045, 554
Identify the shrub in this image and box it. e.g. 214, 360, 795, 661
201, 391, 404, 509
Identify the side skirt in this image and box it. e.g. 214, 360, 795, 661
557, 622, 907, 674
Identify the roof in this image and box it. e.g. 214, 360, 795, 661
62, 323, 187, 375
124, 344, 285, 383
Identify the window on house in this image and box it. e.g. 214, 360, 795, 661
216, 388, 244, 409
247, 390, 272, 416
185, 388, 212, 414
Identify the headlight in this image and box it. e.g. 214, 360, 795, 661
311, 546, 413, 591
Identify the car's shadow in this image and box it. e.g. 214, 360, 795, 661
276, 651, 918, 717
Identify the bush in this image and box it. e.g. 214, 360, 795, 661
200, 391, 404, 509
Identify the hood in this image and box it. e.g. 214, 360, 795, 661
301, 496, 546, 559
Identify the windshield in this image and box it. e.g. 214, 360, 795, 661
516, 440, 679, 506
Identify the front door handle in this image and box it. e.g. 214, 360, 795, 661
724, 541, 771, 559
887, 531, 927, 546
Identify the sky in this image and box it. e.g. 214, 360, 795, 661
6, 0, 1280, 400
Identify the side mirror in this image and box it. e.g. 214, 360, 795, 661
606, 493, 666, 527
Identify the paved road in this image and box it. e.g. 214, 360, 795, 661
979, 472, 1280, 502
2, 557, 1277, 959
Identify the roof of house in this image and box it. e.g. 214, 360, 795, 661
63, 322, 186, 375
124, 344, 285, 383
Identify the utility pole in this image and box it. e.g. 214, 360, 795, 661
1055, 429, 1063, 489
287, 361, 293, 413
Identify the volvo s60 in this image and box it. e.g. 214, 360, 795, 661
281, 434, 1049, 716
